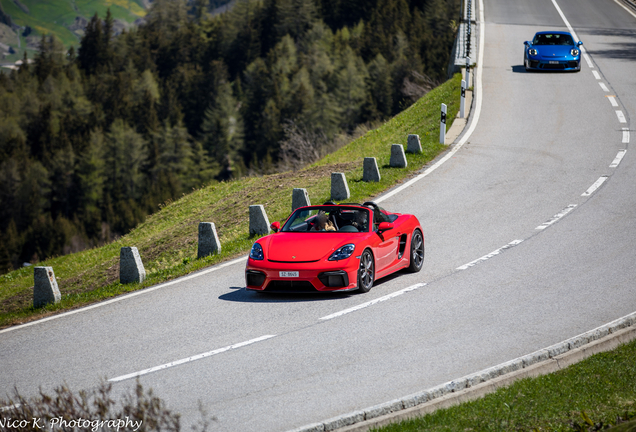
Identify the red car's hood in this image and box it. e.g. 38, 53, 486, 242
264, 233, 359, 261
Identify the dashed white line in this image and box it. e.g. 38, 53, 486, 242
583, 53, 593, 68
457, 240, 523, 271
592, 70, 601, 80
599, 82, 609, 92
610, 150, 627, 168
108, 335, 277, 382
623, 128, 630, 144
535, 204, 577, 230
607, 96, 618, 107
582, 176, 608, 197
320, 283, 426, 321
616, 111, 627, 123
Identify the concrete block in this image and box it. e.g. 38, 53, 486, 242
198, 222, 221, 258
445, 378, 467, 393
521, 349, 549, 368
407, 134, 423, 153
402, 391, 429, 408
323, 411, 365, 431
364, 399, 403, 420
120, 247, 146, 284
292, 188, 311, 211
362, 157, 381, 182
330, 173, 350, 201
390, 144, 408, 168
287, 424, 325, 432
33, 266, 61, 308
546, 342, 569, 358
249, 205, 270, 236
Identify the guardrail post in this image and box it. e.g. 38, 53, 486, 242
120, 247, 146, 284
249, 205, 271, 236
33, 266, 61, 308
330, 173, 350, 201
465, 56, 470, 86
407, 134, 423, 153
198, 222, 221, 258
363, 157, 381, 182
292, 188, 311, 211
390, 144, 408, 168
440, 103, 447, 144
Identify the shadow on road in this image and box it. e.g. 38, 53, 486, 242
218, 273, 402, 303
579, 27, 636, 62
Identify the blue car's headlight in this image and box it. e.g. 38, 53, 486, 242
329, 244, 355, 261
529, 48, 538, 56
570, 48, 580, 56
250, 243, 264, 260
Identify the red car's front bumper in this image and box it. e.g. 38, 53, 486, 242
245, 257, 359, 292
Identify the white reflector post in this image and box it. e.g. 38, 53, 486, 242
440, 103, 447, 144
460, 79, 466, 118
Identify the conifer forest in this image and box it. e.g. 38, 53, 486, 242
0, 0, 460, 273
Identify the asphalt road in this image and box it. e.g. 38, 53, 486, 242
1, 0, 635, 431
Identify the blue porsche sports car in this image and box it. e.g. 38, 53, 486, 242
524, 31, 583, 72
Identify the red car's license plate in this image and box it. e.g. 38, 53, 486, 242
279, 271, 299, 278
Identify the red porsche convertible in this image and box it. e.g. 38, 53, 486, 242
245, 202, 424, 293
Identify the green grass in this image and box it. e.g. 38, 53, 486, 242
374, 339, 636, 432
0, 73, 462, 328
0, 0, 146, 53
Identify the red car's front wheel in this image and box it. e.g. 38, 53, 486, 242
408, 229, 425, 273
357, 249, 375, 293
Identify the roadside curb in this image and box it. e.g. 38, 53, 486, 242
288, 312, 636, 432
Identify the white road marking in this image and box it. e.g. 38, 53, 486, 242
582, 176, 608, 197
457, 240, 523, 271
613, 0, 636, 19
535, 204, 577, 230
583, 53, 593, 68
320, 283, 426, 321
551, 0, 583, 51
599, 82, 609, 92
616, 111, 627, 123
623, 128, 630, 144
0, 256, 249, 335
610, 150, 627, 168
592, 70, 601, 80
607, 96, 618, 107
108, 335, 276, 383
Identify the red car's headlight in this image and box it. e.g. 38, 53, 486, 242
328, 244, 355, 261
249, 243, 264, 260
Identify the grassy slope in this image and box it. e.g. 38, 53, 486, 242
376, 338, 636, 431
0, 73, 461, 328
0, 0, 145, 60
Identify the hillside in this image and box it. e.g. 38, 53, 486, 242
0, 0, 146, 62
0, 72, 462, 328
0, 0, 461, 276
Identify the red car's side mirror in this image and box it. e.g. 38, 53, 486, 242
270, 221, 281, 233
378, 222, 394, 231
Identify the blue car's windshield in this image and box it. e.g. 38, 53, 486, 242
282, 206, 370, 233
533, 33, 574, 46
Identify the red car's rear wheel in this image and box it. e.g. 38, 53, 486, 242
357, 249, 374, 293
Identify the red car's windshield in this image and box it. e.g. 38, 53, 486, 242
282, 207, 370, 233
